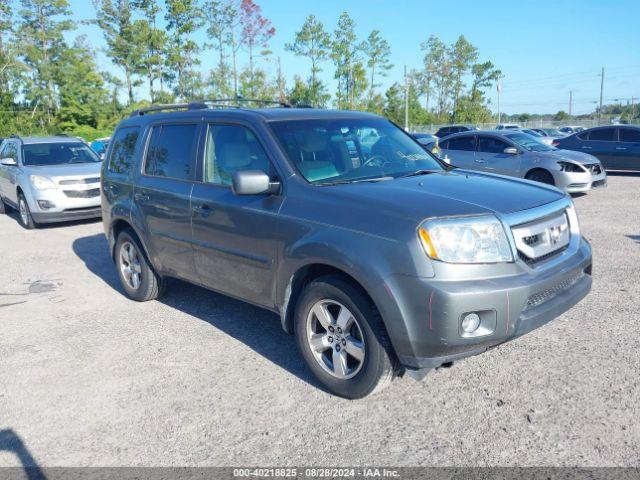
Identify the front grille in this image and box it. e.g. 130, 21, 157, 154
64, 188, 100, 198
58, 177, 100, 186
524, 272, 584, 310
518, 245, 569, 266
512, 211, 570, 267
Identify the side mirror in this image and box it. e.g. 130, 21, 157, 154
232, 170, 280, 196
0, 157, 17, 166
503, 147, 519, 155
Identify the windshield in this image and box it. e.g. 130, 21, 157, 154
505, 133, 554, 152
269, 118, 445, 184
543, 128, 562, 136
23, 142, 101, 166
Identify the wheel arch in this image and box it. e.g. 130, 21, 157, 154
280, 262, 381, 336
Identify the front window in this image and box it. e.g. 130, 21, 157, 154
504, 133, 554, 152
269, 118, 445, 184
22, 142, 101, 166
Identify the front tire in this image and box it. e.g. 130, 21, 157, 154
526, 169, 555, 186
294, 275, 397, 399
115, 229, 164, 302
17, 193, 36, 229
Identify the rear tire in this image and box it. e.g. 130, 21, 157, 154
115, 228, 164, 302
17, 193, 36, 229
525, 169, 555, 186
294, 275, 397, 399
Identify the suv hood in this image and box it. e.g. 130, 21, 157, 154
543, 149, 599, 164
328, 169, 565, 221
24, 162, 102, 178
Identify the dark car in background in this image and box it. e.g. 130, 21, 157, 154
553, 125, 640, 171
410, 132, 440, 155
434, 124, 477, 138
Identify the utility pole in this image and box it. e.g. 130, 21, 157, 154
632, 97, 636, 120
496, 75, 503, 124
569, 90, 573, 116
598, 67, 604, 124
404, 65, 409, 131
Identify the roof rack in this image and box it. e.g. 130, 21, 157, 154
130, 98, 294, 117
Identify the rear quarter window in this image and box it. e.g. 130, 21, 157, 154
108, 126, 140, 175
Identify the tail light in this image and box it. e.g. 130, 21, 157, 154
552, 140, 560, 147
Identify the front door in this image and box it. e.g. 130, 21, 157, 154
580, 127, 618, 170
0, 141, 20, 205
441, 135, 476, 169
134, 122, 201, 281
476, 136, 521, 176
190, 122, 283, 308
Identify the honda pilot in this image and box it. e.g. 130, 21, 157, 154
101, 102, 592, 399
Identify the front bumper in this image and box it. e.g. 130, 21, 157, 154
380, 237, 592, 371
28, 186, 101, 223
553, 169, 607, 193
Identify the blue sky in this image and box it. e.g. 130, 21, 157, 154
62, 0, 640, 115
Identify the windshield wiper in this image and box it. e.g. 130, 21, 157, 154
317, 176, 394, 186
396, 169, 440, 179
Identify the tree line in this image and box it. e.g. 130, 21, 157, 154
0, 0, 503, 140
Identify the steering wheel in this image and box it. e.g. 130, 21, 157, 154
362, 154, 391, 168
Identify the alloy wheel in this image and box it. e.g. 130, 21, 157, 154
119, 241, 142, 290
306, 299, 366, 379
19, 198, 29, 226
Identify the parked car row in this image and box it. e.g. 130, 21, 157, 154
0, 104, 599, 399
439, 130, 607, 193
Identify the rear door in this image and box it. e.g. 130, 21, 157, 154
134, 122, 201, 281
190, 121, 284, 308
616, 127, 640, 171
476, 135, 521, 176
441, 135, 476, 168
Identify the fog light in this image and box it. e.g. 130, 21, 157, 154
461, 313, 481, 333
37, 200, 55, 210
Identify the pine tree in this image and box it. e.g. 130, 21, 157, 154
285, 14, 331, 107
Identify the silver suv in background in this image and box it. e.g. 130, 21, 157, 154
0, 136, 103, 229
440, 130, 607, 193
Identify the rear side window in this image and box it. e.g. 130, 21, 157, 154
619, 128, 640, 142
444, 136, 475, 151
478, 136, 510, 153
587, 128, 616, 142
108, 127, 140, 175
144, 124, 198, 180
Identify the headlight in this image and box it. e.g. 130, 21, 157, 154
30, 175, 56, 190
557, 161, 585, 173
418, 215, 513, 263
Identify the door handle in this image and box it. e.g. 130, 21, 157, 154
581, 146, 593, 149
475, 158, 487, 163
193, 203, 212, 217
134, 192, 149, 202
615, 147, 627, 150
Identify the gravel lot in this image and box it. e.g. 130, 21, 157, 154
0, 174, 639, 468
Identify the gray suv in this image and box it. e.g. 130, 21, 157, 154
0, 136, 103, 228
102, 102, 593, 398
